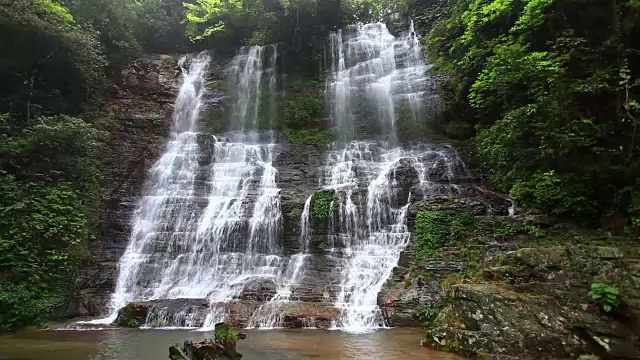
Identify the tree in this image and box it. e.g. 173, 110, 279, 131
426, 0, 640, 220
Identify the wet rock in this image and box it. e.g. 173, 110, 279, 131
239, 278, 277, 301
422, 242, 640, 359
408, 193, 512, 218
426, 284, 581, 357
514, 247, 566, 269
169, 322, 245, 360
68, 54, 182, 318
115, 303, 149, 328
141, 299, 210, 328
278, 302, 339, 329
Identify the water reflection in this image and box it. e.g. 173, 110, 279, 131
0, 328, 462, 360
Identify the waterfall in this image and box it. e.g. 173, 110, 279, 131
247, 195, 313, 328
326, 21, 434, 144
324, 22, 466, 332
105, 52, 211, 319
98, 46, 294, 328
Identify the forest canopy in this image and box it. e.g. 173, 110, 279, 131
425, 0, 640, 221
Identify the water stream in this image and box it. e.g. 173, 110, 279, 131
98, 47, 295, 328
324, 22, 466, 332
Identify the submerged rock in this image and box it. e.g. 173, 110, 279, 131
169, 323, 246, 360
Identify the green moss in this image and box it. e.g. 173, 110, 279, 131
199, 108, 224, 134
311, 191, 335, 222
206, 80, 226, 90
415, 211, 475, 259
284, 127, 335, 145
289, 208, 301, 218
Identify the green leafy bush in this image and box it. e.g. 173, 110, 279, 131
415, 211, 474, 259
0, 283, 64, 332
0, 115, 102, 331
525, 225, 546, 238
588, 282, 620, 312
215, 325, 240, 342
416, 306, 439, 329
427, 0, 640, 220
311, 191, 335, 222
510, 171, 593, 216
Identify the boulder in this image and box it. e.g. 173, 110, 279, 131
169, 323, 246, 360
115, 303, 149, 328
425, 283, 640, 359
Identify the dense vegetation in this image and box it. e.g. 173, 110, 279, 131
0, 0, 184, 331
425, 0, 640, 224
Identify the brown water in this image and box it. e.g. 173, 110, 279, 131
0, 328, 461, 360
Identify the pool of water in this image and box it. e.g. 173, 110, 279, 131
0, 328, 462, 360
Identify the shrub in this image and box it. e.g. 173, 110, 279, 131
510, 171, 594, 217
311, 191, 335, 222
215, 325, 239, 342
416, 306, 439, 329
588, 282, 620, 312
415, 211, 474, 259
0, 282, 64, 332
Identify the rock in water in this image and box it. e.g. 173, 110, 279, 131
168, 323, 245, 360
115, 303, 149, 328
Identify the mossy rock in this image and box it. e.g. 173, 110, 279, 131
206, 80, 226, 90
114, 303, 148, 328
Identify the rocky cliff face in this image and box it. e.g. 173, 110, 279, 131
384, 194, 640, 359
66, 54, 180, 317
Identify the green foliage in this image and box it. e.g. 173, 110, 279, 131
283, 78, 334, 144
184, 0, 243, 40
588, 282, 620, 312
215, 325, 240, 342
0, 115, 103, 331
0, 0, 107, 117
415, 211, 474, 259
289, 208, 302, 219
342, 0, 409, 24
124, 318, 140, 328
510, 171, 594, 216
284, 128, 335, 145
525, 225, 546, 238
427, 0, 640, 219
284, 94, 324, 128
311, 191, 335, 222
415, 306, 439, 329
0, 282, 64, 332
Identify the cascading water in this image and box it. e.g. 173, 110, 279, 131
324, 22, 466, 332
90, 22, 468, 333
247, 194, 313, 328
105, 52, 211, 320
100, 46, 297, 328
326, 21, 435, 143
